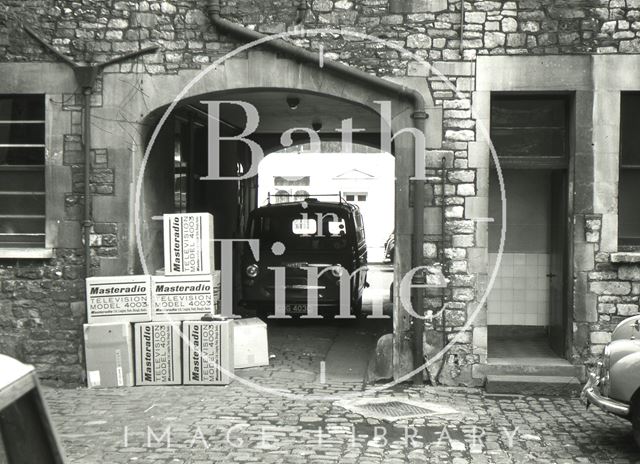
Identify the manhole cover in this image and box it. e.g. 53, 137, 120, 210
358, 401, 435, 417
336, 397, 459, 422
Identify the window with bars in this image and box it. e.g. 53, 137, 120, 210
0, 95, 46, 248
619, 93, 640, 248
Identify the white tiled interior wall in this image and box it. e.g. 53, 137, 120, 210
487, 253, 550, 326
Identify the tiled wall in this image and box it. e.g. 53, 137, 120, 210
487, 253, 550, 326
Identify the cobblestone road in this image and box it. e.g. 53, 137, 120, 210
42, 266, 639, 463
45, 381, 638, 464
44, 318, 638, 464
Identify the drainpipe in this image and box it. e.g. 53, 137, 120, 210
24, 26, 158, 278
435, 156, 448, 384
81, 82, 95, 277
205, 0, 428, 381
294, 0, 308, 25
69, 66, 101, 278
205, 1, 426, 111
411, 111, 427, 384
459, 0, 465, 56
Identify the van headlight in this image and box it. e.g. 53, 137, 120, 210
331, 265, 343, 278
246, 264, 259, 278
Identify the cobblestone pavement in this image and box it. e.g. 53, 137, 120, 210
44, 381, 639, 464
42, 266, 639, 463
44, 317, 639, 464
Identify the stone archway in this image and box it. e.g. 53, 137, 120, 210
95, 48, 440, 379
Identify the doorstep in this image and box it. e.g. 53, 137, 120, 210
474, 357, 586, 397
485, 374, 582, 397
483, 357, 585, 379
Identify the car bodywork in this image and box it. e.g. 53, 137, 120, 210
582, 315, 640, 445
241, 199, 367, 317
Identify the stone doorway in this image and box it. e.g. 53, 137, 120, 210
487, 168, 568, 361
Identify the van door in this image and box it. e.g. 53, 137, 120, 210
353, 210, 368, 296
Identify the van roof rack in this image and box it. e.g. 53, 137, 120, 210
266, 192, 347, 205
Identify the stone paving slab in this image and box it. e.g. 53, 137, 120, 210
43, 382, 639, 464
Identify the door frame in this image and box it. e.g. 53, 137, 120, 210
487, 165, 570, 349
485, 92, 574, 358
548, 169, 570, 357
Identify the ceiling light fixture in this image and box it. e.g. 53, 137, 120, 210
286, 96, 300, 110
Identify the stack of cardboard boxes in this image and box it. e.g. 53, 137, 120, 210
83, 213, 267, 388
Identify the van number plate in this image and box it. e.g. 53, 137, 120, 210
286, 304, 308, 314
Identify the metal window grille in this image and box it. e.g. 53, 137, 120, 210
0, 95, 46, 248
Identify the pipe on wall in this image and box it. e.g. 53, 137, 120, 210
411, 111, 427, 384
206, 0, 426, 110
459, 0, 465, 56
294, 0, 308, 25
434, 156, 448, 384
205, 0, 428, 381
82, 88, 93, 277
25, 26, 159, 279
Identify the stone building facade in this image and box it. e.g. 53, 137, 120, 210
0, 0, 640, 386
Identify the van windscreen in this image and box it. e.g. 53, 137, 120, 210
251, 212, 349, 250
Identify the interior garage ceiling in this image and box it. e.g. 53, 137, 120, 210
182, 89, 387, 134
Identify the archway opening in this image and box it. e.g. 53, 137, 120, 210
255, 143, 395, 381
141, 87, 397, 383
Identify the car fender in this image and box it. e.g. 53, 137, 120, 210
610, 348, 640, 403
612, 315, 640, 341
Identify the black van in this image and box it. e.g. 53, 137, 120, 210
241, 199, 368, 318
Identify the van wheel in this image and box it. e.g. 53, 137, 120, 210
633, 396, 640, 448
352, 297, 363, 319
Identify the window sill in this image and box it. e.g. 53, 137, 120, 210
611, 252, 640, 264
0, 248, 54, 259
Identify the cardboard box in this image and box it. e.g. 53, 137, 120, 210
182, 320, 233, 385
233, 318, 269, 369
151, 274, 219, 321
84, 322, 134, 388
134, 322, 182, 385
163, 213, 215, 275
86, 275, 152, 323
